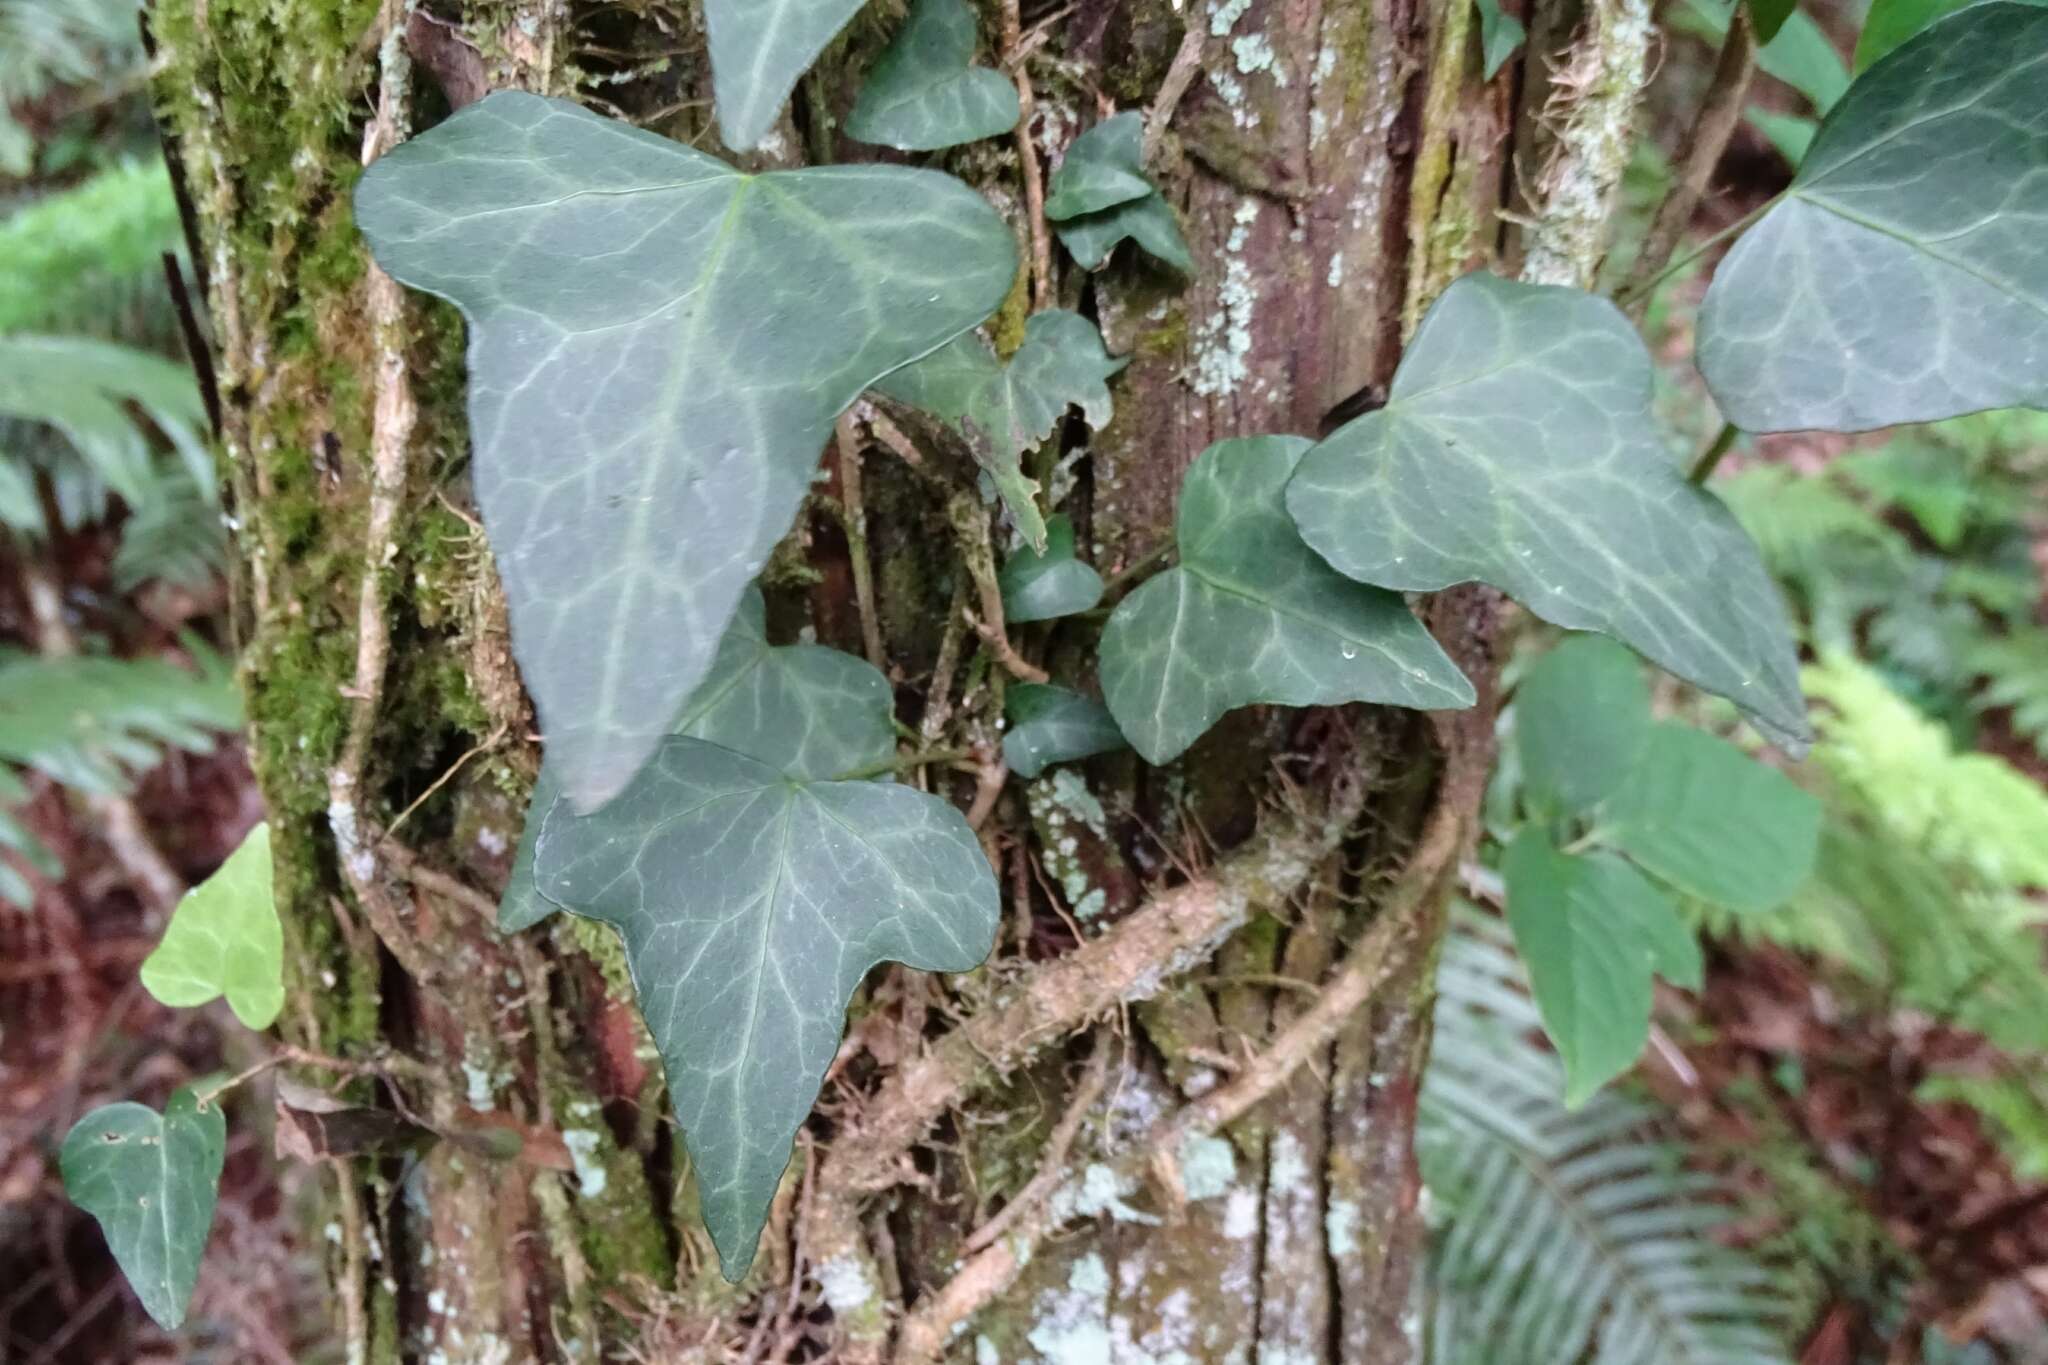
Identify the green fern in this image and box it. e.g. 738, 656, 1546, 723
1419, 917, 1797, 1365
113, 469, 227, 591
1966, 631, 2048, 753
0, 160, 184, 339
0, 0, 145, 175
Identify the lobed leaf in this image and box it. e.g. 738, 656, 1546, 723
141, 824, 283, 1029
845, 0, 1019, 151
1043, 113, 1192, 273
999, 514, 1104, 624
1004, 683, 1127, 778
703, 0, 866, 151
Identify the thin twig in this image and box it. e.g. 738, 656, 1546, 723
1144, 22, 1209, 161
948, 493, 1047, 683
1000, 0, 1053, 310
836, 413, 889, 671
962, 1038, 1108, 1253
381, 724, 507, 842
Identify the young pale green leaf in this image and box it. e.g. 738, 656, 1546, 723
140, 824, 281, 1029
1515, 636, 1652, 821
1004, 683, 1128, 778
533, 736, 999, 1279
499, 586, 896, 933
999, 514, 1104, 623
1473, 0, 1528, 78
875, 311, 1126, 548
355, 92, 1013, 809
60, 1085, 226, 1330
845, 0, 1019, 151
1854, 0, 1970, 69
1043, 113, 1193, 273
1287, 272, 1808, 753
1100, 436, 1474, 765
703, 0, 866, 150
1604, 723, 1821, 913
1503, 829, 1695, 1107
1698, 2, 2048, 433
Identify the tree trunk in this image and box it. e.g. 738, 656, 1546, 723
147, 0, 1551, 1358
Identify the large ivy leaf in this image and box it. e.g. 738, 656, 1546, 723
60, 1085, 226, 1330
875, 310, 1125, 549
1043, 113, 1193, 273
1697, 1, 2048, 432
1286, 272, 1808, 752
1515, 636, 1651, 821
845, 0, 1019, 151
1100, 436, 1474, 764
532, 736, 999, 1278
999, 513, 1104, 623
1004, 682, 1127, 778
355, 92, 1013, 808
704, 0, 867, 151
140, 824, 282, 1029
499, 586, 896, 933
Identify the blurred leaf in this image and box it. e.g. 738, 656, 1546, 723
1473, 0, 1528, 77
1854, 0, 1971, 69
0, 644, 240, 797
141, 824, 282, 1029
1514, 635, 1651, 821
1743, 107, 1816, 166
1746, 0, 1796, 44
999, 514, 1103, 623
845, 0, 1018, 151
0, 335, 208, 512
1004, 683, 1126, 778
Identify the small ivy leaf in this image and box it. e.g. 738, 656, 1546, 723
1514, 637, 1651, 822
1697, 1, 2048, 432
60, 1084, 226, 1330
533, 736, 999, 1279
355, 92, 1014, 809
845, 0, 1020, 151
1000, 514, 1105, 624
1473, 0, 1528, 78
876, 311, 1127, 549
1100, 436, 1474, 765
140, 823, 282, 1030
1004, 683, 1128, 778
1287, 272, 1808, 754
1853, 0, 1970, 70
1603, 723, 1821, 913
1503, 829, 1694, 1108
1043, 113, 1193, 273
1745, 0, 1797, 46
704, 0, 867, 151
499, 587, 897, 933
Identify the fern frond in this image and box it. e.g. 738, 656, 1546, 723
0, 0, 145, 175
113, 468, 227, 591
0, 644, 240, 798
0, 334, 207, 515
0, 160, 183, 338
1967, 631, 2048, 752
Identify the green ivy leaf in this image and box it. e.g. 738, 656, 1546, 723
60, 1084, 226, 1329
1604, 723, 1820, 913
499, 586, 897, 933
1746, 0, 1797, 45
1473, 0, 1528, 78
1515, 637, 1651, 821
1043, 113, 1193, 273
1004, 683, 1127, 778
876, 311, 1126, 548
533, 736, 999, 1278
704, 0, 867, 150
1287, 272, 1808, 753
1100, 436, 1474, 764
999, 514, 1105, 623
1697, 1, 2048, 433
140, 824, 282, 1029
355, 92, 1013, 808
1503, 829, 1696, 1107
845, 0, 1020, 151
1854, 0, 1971, 69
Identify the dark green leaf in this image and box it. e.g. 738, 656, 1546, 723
1044, 113, 1192, 273
1287, 272, 1808, 752
1473, 0, 1528, 78
1746, 0, 1797, 46
704, 0, 866, 150
355, 92, 1013, 808
1003, 683, 1127, 778
845, 0, 1019, 151
1698, 2, 2048, 433
60, 1085, 226, 1329
1515, 636, 1651, 821
1101, 436, 1474, 764
533, 737, 999, 1278
1854, 0, 1971, 70
141, 824, 282, 1029
999, 514, 1104, 623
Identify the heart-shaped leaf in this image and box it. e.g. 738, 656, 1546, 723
1697, 1, 2048, 432
1000, 514, 1104, 623
533, 736, 999, 1278
704, 0, 867, 151
355, 92, 1014, 808
1287, 272, 1808, 752
499, 586, 897, 933
1004, 682, 1127, 778
1100, 436, 1475, 764
1044, 113, 1193, 273
141, 823, 282, 1029
60, 1085, 226, 1329
1514, 637, 1652, 822
845, 0, 1020, 151
875, 310, 1125, 548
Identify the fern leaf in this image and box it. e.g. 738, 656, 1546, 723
114, 470, 227, 591
0, 645, 241, 799
0, 160, 184, 339
0, 335, 208, 516
1968, 631, 2048, 752
0, 0, 144, 175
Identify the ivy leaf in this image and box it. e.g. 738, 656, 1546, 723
845, 0, 1020, 151
355, 92, 1013, 808
1604, 723, 1820, 913
1503, 829, 1695, 1107
703, 0, 866, 150
533, 736, 999, 1278
1514, 637, 1651, 821
140, 824, 282, 1030
1043, 113, 1193, 273
1473, 0, 1528, 78
1004, 683, 1127, 778
1000, 514, 1104, 623
1697, 1, 2048, 432
1286, 272, 1808, 753
499, 587, 897, 933
1100, 436, 1474, 765
60, 1085, 226, 1329
1746, 0, 1796, 45
875, 310, 1126, 549
1854, 0, 1970, 70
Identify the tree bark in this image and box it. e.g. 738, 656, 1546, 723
148, 0, 1530, 1358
